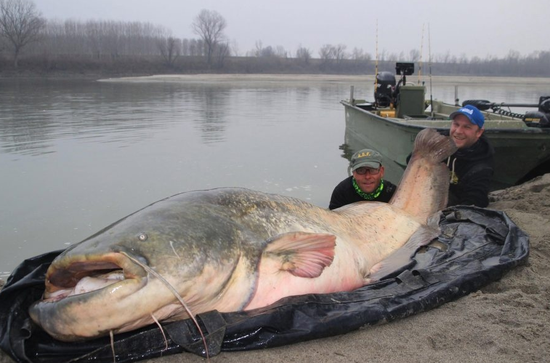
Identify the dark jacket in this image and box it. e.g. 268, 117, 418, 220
329, 176, 397, 210
446, 134, 495, 208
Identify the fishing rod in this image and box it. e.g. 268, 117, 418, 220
418, 23, 424, 85
428, 23, 434, 117
374, 19, 379, 106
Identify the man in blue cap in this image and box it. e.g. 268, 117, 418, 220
446, 104, 495, 207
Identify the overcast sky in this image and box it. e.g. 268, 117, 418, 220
32, 0, 549, 59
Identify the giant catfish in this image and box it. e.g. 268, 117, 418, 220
29, 128, 456, 342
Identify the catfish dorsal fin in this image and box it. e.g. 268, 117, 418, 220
263, 232, 336, 278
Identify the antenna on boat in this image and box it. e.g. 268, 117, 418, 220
428, 23, 434, 117
418, 23, 424, 84
374, 19, 379, 106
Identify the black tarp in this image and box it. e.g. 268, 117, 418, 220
0, 206, 529, 363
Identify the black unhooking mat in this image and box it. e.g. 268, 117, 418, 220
0, 206, 529, 363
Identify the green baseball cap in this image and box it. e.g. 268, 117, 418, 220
350, 149, 382, 171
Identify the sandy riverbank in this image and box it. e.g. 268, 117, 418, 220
1, 175, 550, 363
98, 73, 550, 86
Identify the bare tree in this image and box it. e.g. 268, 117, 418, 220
188, 38, 204, 56
252, 40, 263, 57
0, 0, 44, 67
333, 44, 348, 63
351, 48, 372, 61
505, 49, 521, 64
437, 50, 452, 64
409, 49, 420, 62
458, 53, 469, 64
351, 47, 364, 60
230, 39, 239, 56
214, 41, 230, 68
158, 36, 181, 67
296, 46, 312, 64
182, 38, 205, 56
319, 44, 335, 64
191, 9, 227, 67
387, 52, 399, 61
260, 45, 275, 57
275, 45, 287, 58
398, 51, 405, 61
253, 41, 283, 58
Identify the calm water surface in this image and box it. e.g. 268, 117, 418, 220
0, 76, 547, 276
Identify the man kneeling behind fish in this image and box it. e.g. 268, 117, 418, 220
29, 128, 456, 342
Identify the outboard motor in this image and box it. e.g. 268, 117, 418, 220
374, 71, 396, 107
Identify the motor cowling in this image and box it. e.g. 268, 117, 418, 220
374, 72, 396, 107
525, 96, 550, 127
524, 111, 550, 127
539, 97, 550, 113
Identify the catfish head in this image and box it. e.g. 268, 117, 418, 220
29, 191, 263, 341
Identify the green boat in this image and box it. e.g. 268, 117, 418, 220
341, 62, 550, 191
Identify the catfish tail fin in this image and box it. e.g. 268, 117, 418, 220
390, 128, 457, 223
409, 128, 457, 164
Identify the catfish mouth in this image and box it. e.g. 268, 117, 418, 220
42, 252, 148, 302
29, 252, 153, 341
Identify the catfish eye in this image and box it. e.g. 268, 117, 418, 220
138, 233, 148, 241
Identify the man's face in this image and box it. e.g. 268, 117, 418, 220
450, 115, 484, 149
352, 165, 385, 193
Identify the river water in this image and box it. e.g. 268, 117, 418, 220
0, 75, 548, 276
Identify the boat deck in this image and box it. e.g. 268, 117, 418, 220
355, 101, 530, 130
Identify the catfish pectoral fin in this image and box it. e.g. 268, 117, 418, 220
263, 232, 336, 278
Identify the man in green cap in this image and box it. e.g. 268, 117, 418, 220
329, 148, 397, 210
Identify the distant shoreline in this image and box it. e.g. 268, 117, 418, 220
2, 71, 550, 85
98, 74, 550, 85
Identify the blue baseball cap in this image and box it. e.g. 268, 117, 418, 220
449, 104, 485, 128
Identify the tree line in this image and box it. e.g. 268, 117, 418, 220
1, 0, 549, 77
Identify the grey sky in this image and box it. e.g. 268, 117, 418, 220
32, 0, 549, 59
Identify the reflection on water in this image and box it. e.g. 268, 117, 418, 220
0, 78, 351, 275
1, 81, 184, 155
0, 77, 548, 276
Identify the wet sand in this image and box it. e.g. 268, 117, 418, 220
2, 174, 549, 363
